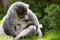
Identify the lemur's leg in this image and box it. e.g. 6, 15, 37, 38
15, 25, 36, 40
37, 28, 42, 38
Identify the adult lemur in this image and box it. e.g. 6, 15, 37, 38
0, 2, 42, 40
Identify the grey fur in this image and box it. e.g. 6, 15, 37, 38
1, 2, 42, 39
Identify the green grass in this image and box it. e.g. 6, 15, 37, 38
40, 30, 60, 40
0, 35, 14, 40
0, 20, 2, 24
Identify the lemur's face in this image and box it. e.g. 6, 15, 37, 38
15, 5, 27, 18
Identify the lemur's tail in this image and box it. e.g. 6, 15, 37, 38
0, 24, 6, 35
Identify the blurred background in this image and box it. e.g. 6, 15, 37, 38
0, 0, 60, 40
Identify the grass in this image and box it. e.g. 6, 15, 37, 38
40, 30, 60, 40
0, 35, 14, 40
0, 20, 2, 24
0, 13, 60, 40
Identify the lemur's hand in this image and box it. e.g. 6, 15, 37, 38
26, 21, 34, 27
16, 21, 34, 34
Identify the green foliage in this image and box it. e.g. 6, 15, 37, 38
44, 4, 60, 30
0, 34, 14, 40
